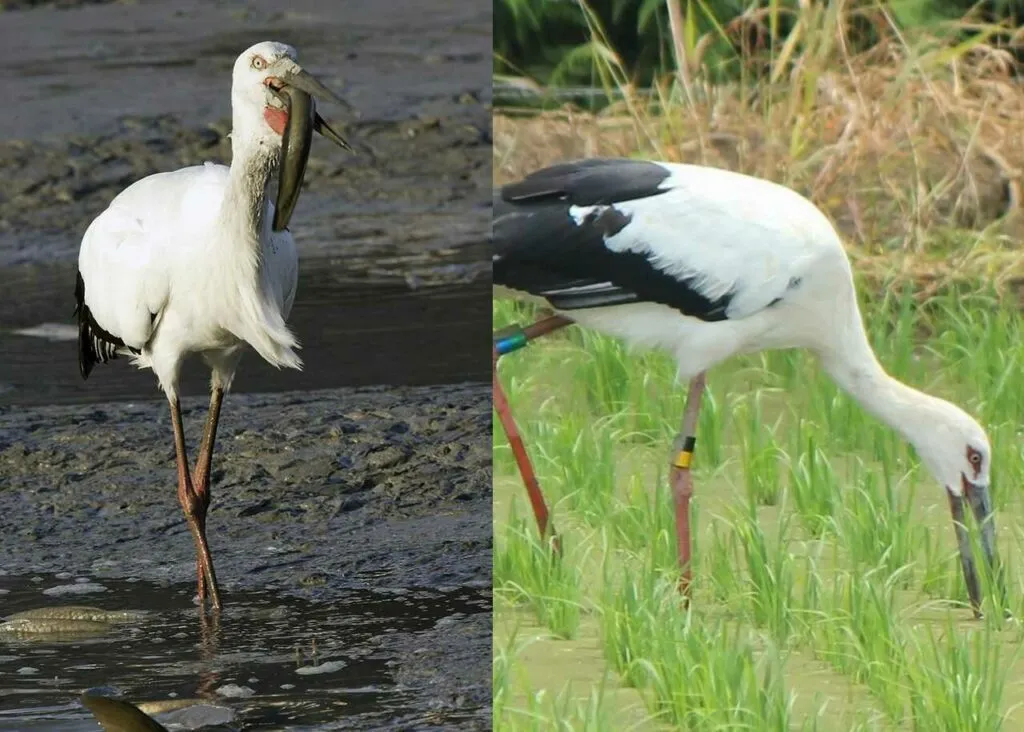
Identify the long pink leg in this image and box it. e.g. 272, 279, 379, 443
669, 372, 707, 602
169, 396, 221, 611
493, 315, 573, 549
190, 386, 224, 607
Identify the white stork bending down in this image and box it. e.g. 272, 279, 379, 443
74, 41, 352, 611
493, 158, 1003, 617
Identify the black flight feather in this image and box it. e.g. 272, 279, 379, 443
493, 158, 735, 320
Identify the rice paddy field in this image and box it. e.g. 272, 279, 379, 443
492, 1, 1024, 726
493, 283, 1024, 730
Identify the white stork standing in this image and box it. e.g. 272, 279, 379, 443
74, 41, 352, 611
493, 157, 1003, 618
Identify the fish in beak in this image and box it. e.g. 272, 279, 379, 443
948, 476, 1005, 618
81, 693, 170, 732
264, 59, 353, 232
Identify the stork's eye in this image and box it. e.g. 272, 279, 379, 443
969, 451, 982, 466
251, 56, 267, 70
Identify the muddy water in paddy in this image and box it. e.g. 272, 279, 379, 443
0, 0, 491, 728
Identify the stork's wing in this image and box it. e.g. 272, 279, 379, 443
75, 164, 230, 377
493, 158, 838, 321
76, 204, 170, 376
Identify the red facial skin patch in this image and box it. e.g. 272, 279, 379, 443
263, 107, 289, 135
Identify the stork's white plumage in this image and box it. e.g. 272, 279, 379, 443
74, 41, 351, 611
493, 157, 1001, 616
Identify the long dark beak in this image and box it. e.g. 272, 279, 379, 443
268, 60, 353, 232
948, 477, 1004, 618
81, 693, 170, 732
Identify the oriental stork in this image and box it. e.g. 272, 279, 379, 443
74, 41, 352, 611
493, 157, 1003, 617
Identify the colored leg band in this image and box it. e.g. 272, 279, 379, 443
494, 330, 528, 356
673, 436, 697, 469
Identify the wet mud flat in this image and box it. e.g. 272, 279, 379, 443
0, 0, 491, 266
0, 383, 491, 729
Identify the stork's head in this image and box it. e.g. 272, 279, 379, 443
916, 403, 1001, 617
231, 41, 353, 232
230, 41, 350, 150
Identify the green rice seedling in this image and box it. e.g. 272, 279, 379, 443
917, 519, 966, 604
787, 430, 840, 539
830, 466, 923, 585
599, 566, 794, 729
507, 681, 620, 732
575, 329, 636, 416
866, 281, 925, 385
694, 384, 724, 468
703, 517, 745, 605
735, 392, 786, 506
986, 421, 1024, 513
616, 351, 682, 445
530, 413, 618, 525
810, 567, 910, 722
904, 621, 1014, 732
763, 349, 805, 394
494, 516, 584, 639
732, 499, 797, 643
493, 626, 526, 723
610, 468, 680, 575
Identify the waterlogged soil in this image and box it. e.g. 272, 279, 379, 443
0, 574, 491, 730
0, 384, 490, 728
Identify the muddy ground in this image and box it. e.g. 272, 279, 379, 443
0, 0, 491, 728
0, 385, 491, 728
0, 0, 490, 267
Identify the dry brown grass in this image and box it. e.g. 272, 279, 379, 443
494, 5, 1024, 288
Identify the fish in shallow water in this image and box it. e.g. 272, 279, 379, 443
6, 605, 146, 623
80, 694, 169, 732
0, 605, 147, 640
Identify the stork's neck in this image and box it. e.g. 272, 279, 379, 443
221, 127, 279, 247
817, 308, 953, 452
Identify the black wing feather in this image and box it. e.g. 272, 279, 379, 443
74, 271, 129, 380
493, 158, 734, 320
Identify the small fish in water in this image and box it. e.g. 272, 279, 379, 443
0, 605, 147, 640
6, 605, 147, 624
0, 617, 112, 639
80, 694, 169, 732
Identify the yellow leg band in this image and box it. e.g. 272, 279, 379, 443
673, 450, 693, 469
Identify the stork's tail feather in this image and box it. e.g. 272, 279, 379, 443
74, 271, 127, 380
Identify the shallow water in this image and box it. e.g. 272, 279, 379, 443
0, 573, 491, 730
0, 256, 489, 407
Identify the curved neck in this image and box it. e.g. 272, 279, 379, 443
816, 305, 950, 453
220, 125, 279, 257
